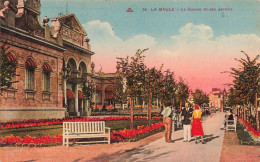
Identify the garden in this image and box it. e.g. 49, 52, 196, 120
0, 116, 164, 147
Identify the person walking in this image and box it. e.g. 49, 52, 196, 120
181, 103, 193, 142
161, 103, 173, 143
209, 108, 213, 118
191, 105, 206, 144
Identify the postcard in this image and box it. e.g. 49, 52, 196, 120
0, 0, 259, 161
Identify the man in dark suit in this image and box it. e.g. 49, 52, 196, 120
181, 103, 193, 142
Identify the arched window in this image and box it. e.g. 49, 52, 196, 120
42, 62, 52, 92
25, 58, 37, 90
79, 62, 87, 78
105, 85, 113, 100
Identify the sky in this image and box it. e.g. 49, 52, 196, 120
41, 0, 260, 93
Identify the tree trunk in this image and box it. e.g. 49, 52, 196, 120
148, 90, 152, 126
129, 97, 133, 130
248, 102, 251, 123
243, 104, 246, 121
179, 101, 182, 112
142, 101, 145, 113
255, 93, 259, 132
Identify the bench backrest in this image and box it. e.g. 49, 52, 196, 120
63, 121, 105, 134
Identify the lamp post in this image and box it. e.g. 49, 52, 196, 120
62, 59, 71, 115
94, 83, 97, 110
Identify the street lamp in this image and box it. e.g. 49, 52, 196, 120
94, 83, 97, 110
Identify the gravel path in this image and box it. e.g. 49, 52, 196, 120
111, 113, 225, 162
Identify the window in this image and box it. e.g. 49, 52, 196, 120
42, 62, 52, 92
26, 68, 35, 90
25, 58, 36, 90
43, 72, 50, 92
42, 62, 52, 101
25, 58, 37, 99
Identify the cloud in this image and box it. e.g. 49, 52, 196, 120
153, 23, 260, 92
84, 20, 121, 44
171, 23, 214, 41
83, 21, 259, 92
83, 20, 157, 72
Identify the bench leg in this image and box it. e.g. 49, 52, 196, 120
108, 130, 111, 144
66, 138, 69, 147
63, 136, 65, 146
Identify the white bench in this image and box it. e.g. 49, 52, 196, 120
63, 121, 111, 147
226, 116, 237, 132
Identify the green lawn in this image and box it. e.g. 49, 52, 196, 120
0, 119, 163, 138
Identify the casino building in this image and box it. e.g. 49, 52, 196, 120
0, 0, 116, 121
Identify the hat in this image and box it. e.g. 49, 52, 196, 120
195, 105, 199, 109
166, 103, 172, 107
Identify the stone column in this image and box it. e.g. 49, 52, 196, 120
85, 100, 88, 116
75, 84, 79, 116
64, 79, 67, 107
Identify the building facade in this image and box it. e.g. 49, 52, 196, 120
0, 0, 116, 122
208, 88, 225, 111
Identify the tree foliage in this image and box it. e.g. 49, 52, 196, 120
82, 81, 95, 102
157, 69, 177, 107
192, 89, 209, 106
227, 88, 237, 107
113, 76, 127, 104
229, 51, 259, 104
176, 77, 190, 109
0, 46, 17, 94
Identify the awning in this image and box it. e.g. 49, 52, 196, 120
105, 93, 113, 100
78, 90, 85, 100
66, 89, 75, 99
7, 54, 17, 63
42, 62, 52, 72
25, 58, 37, 68
93, 85, 102, 91
105, 85, 113, 92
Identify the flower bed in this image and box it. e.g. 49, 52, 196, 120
0, 135, 63, 147
238, 117, 260, 142
0, 122, 165, 146
1, 116, 163, 129
106, 105, 114, 109
111, 122, 164, 142
91, 104, 103, 109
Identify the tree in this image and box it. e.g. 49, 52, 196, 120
82, 81, 95, 111
227, 88, 237, 107
192, 89, 209, 107
140, 67, 163, 126
176, 77, 190, 112
157, 69, 177, 110
113, 76, 127, 105
0, 46, 17, 95
116, 49, 148, 129
228, 51, 259, 130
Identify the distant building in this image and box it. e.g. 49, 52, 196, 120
208, 88, 224, 110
